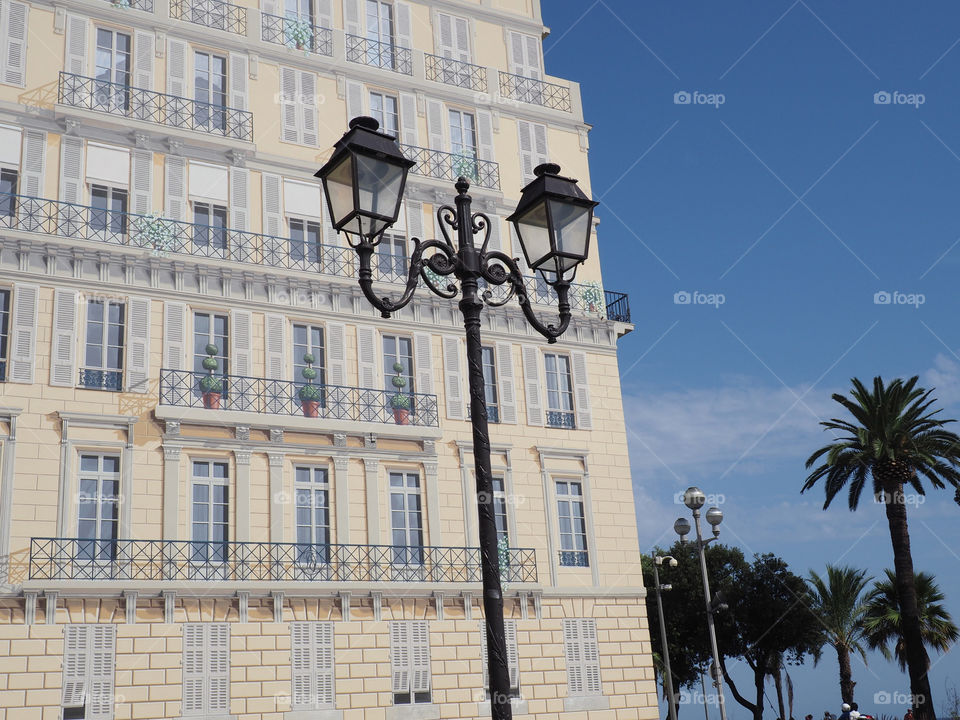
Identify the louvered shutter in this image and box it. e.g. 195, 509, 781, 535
406, 200, 423, 240
524, 34, 542, 78
58, 136, 84, 204
229, 166, 249, 232
133, 30, 154, 91
581, 619, 601, 695
426, 99, 445, 150
264, 314, 285, 379
517, 121, 535, 184
399, 92, 418, 146
299, 71, 318, 146
262, 173, 283, 265
262, 0, 277, 17
207, 624, 230, 713
508, 31, 525, 76
486, 213, 501, 251
230, 309, 252, 376
521, 345, 544, 426
563, 619, 584, 695
495, 342, 517, 424
64, 15, 87, 75
280, 67, 298, 143
50, 288, 79, 387
356, 325, 377, 387
181, 625, 205, 714
9, 283, 38, 383
88, 625, 115, 720
533, 123, 549, 170
395, 2, 411, 49
343, 0, 361, 35
20, 129, 45, 199
126, 296, 151, 393
162, 301, 186, 370
453, 16, 470, 61
414, 333, 433, 395
131, 150, 153, 215
479, 621, 487, 687
229, 53, 248, 111
410, 621, 431, 694
389, 622, 409, 694
327, 322, 346, 417
316, 0, 332, 28
290, 622, 313, 709
505, 620, 520, 690
436, 13, 454, 57
570, 351, 592, 430
315, 622, 335, 707
62, 625, 89, 710
477, 110, 494, 162
166, 38, 187, 96
3, 1, 28, 87
442, 336, 464, 420
345, 79, 364, 123
164, 156, 186, 221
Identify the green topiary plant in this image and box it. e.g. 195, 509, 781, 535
389, 362, 412, 423
581, 280, 605, 318
132, 212, 175, 257
298, 353, 323, 405
286, 16, 313, 51
198, 344, 223, 404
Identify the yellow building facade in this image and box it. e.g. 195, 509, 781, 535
0, 0, 657, 717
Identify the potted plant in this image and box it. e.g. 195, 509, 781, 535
286, 17, 313, 51
298, 353, 322, 417
581, 280, 605, 317
199, 344, 223, 409
389, 362, 411, 425
132, 212, 175, 257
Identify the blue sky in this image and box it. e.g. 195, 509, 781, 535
541, 1, 960, 717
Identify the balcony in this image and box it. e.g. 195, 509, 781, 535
159, 369, 440, 427
261, 13, 333, 56
106, 0, 153, 10
58, 72, 253, 142
499, 71, 572, 113
400, 144, 501, 191
604, 290, 631, 323
559, 550, 589, 568
29, 538, 538, 583
546, 410, 575, 429
79, 368, 123, 391
170, 0, 246, 34
424, 54, 487, 92
345, 34, 413, 75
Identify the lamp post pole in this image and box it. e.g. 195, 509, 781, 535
652, 556, 678, 720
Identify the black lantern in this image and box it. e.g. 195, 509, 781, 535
315, 116, 416, 243
507, 163, 598, 281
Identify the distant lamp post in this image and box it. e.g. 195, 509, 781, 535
653, 554, 679, 720
316, 116, 598, 720
675, 487, 728, 720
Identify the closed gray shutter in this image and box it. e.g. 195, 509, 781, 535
290, 622, 313, 709
570, 351, 592, 430
262, 173, 283, 265
164, 156, 186, 221
581, 619, 601, 695
64, 15, 87, 75
436, 13, 454, 58
58, 136, 84, 204
406, 199, 423, 240
20, 129, 45, 199
326, 321, 346, 417
413, 333, 433, 395
126, 296, 151, 393
162, 301, 186, 370
486, 213, 501, 251
345, 79, 364, 124
533, 123, 549, 170
166, 38, 187, 97
517, 121, 535, 184
280, 66, 298, 144
229, 166, 249, 231
264, 313, 285, 379
3, 1, 28, 87
356, 325, 377, 389
133, 29, 153, 90
389, 622, 409, 694
315, 622, 335, 707
495, 342, 517, 424
229, 53, 248, 111
299, 71, 318, 146
61, 625, 89, 710
343, 0, 361, 35
230, 309, 252, 377
521, 345, 543, 426
206, 624, 230, 713
442, 336, 464, 420
477, 110, 494, 162
88, 625, 116, 720
481, 620, 518, 690
130, 150, 153, 215
50, 288, 79, 387
453, 16, 470, 62
9, 283, 38, 383
399, 92, 418, 146
562, 619, 584, 695
395, 1, 412, 49
316, 0, 332, 28
181, 625, 205, 714
426, 99, 445, 151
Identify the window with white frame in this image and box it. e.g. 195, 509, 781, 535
94, 28, 131, 113
62, 624, 117, 720
284, 0, 312, 24
288, 216, 323, 267
291, 622, 335, 710
0, 167, 17, 219
0, 287, 11, 381
390, 471, 424, 568
194, 51, 227, 133
366, 0, 395, 49
376, 232, 408, 282
369, 91, 399, 137
77, 454, 120, 563
193, 312, 229, 377
480, 619, 520, 698
390, 621, 431, 705
562, 619, 602, 697
449, 109, 478, 179
294, 466, 331, 566
556, 480, 588, 568
190, 461, 229, 564
89, 185, 128, 237
544, 353, 575, 429
192, 201, 228, 257
181, 624, 230, 717
481, 346, 499, 423
382, 334, 414, 393
293, 323, 326, 384
491, 475, 509, 547
82, 299, 125, 391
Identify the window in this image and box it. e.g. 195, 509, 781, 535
369, 91, 399, 137
94, 29, 130, 113
293, 324, 326, 384
480, 619, 520, 699
294, 466, 330, 568
182, 624, 230, 717
390, 472, 423, 569
284, 0, 312, 24
190, 460, 229, 566
556, 480, 588, 567
382, 334, 414, 393
0, 168, 17, 218
544, 353, 575, 428
390, 621, 431, 705
492, 475, 508, 546
482, 346, 499, 423
366, 0, 395, 68
562, 619, 602, 697
77, 454, 120, 563
193, 311, 229, 381
194, 51, 227, 132
288, 217, 323, 268
82, 299, 125, 391
193, 202, 228, 257
89, 185, 127, 238
376, 232, 407, 281
291, 623, 335, 710
62, 625, 116, 720
0, 288, 9, 381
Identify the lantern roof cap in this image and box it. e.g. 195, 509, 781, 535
506, 163, 598, 223
314, 115, 415, 181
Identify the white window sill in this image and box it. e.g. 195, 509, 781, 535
478, 698, 529, 715
285, 710, 342, 720
386, 704, 440, 720
564, 695, 609, 712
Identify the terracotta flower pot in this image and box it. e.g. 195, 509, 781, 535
393, 408, 410, 425
202, 391, 221, 409
302, 400, 320, 417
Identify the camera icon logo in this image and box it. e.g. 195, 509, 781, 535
874, 291, 891, 305
674, 291, 692, 305
874, 691, 892, 705
874, 91, 891, 105
674, 91, 691, 105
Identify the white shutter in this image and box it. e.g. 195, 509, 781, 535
9, 283, 38, 384
414, 333, 433, 395
410, 620, 431, 693
229, 53, 248, 111
62, 625, 89, 709
264, 313, 285, 379
164, 156, 186, 221
207, 624, 230, 713
64, 15, 87, 75
521, 345, 544, 426
58, 136, 84, 204
479, 620, 518, 690
345, 79, 364, 124
479, 621, 488, 687
389, 622, 409, 694
563, 619, 584, 695
436, 13, 454, 57
162, 301, 186, 370
88, 625, 116, 720
533, 123, 549, 170
395, 1, 412, 49
442, 336, 464, 421
524, 33, 542, 78
230, 309, 252, 377
406, 200, 423, 240
517, 121, 535, 184
181, 625, 205, 714
229, 166, 249, 231
3, 1, 28, 87
326, 322, 346, 385
262, 0, 277, 17
20, 129, 45, 198
280, 67, 299, 144
356, 325, 377, 388
299, 71, 318, 147
453, 16, 470, 61
343, 0, 361, 35
426, 99, 445, 150
570, 351, 592, 430
131, 150, 153, 215
316, 0, 333, 28
290, 622, 313, 709
477, 110, 495, 162
50, 289, 78, 387
315, 622, 335, 707
261, 172, 283, 238
399, 92, 418, 146
495, 342, 517, 424
126, 296, 151, 393
166, 38, 187, 97
581, 619, 601, 695
133, 30, 154, 90
486, 213, 502, 251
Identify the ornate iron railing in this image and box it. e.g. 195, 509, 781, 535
107, 0, 154, 11
79, 369, 123, 392
58, 72, 253, 142
499, 71, 572, 112
424, 54, 487, 92
261, 12, 333, 56
605, 290, 631, 323
546, 410, 575, 429
159, 368, 441, 427
345, 34, 413, 75
29, 538, 538, 583
170, 0, 246, 34
559, 550, 589, 567
400, 144, 501, 191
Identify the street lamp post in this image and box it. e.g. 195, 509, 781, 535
675, 487, 728, 720
315, 117, 599, 720
652, 554, 678, 720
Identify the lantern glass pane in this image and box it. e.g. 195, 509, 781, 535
549, 199, 590, 262
515, 199, 552, 269
356, 154, 405, 229
325, 155, 355, 229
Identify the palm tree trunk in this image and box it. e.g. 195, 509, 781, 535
773, 665, 786, 720
837, 645, 855, 704
884, 483, 934, 720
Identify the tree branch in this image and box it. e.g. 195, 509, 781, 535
720, 656, 758, 714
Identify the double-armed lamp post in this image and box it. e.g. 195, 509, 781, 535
315, 116, 599, 720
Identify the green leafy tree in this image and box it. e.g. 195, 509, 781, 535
807, 565, 873, 704
803, 376, 960, 720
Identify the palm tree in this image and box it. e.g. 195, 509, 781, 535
862, 569, 959, 670
803, 376, 960, 720
807, 565, 873, 704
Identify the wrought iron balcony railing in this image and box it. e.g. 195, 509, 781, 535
559, 550, 589, 567
160, 368, 441, 427
424, 54, 487, 92
604, 290, 631, 323
170, 0, 246, 34
29, 538, 538, 583
400, 144, 501, 191
499, 71, 572, 113
58, 72, 253, 142
546, 410, 575, 429
107, 0, 153, 11
345, 34, 413, 75
79, 368, 123, 392
261, 12, 333, 56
